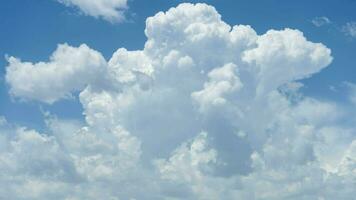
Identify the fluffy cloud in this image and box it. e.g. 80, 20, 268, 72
3, 3, 355, 200
192, 63, 243, 111
6, 44, 106, 104
57, 0, 128, 23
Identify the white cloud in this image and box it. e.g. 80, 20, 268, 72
192, 63, 243, 111
3, 3, 356, 199
155, 132, 217, 182
242, 28, 332, 97
5, 44, 107, 104
57, 0, 128, 23
311, 16, 331, 27
342, 22, 356, 38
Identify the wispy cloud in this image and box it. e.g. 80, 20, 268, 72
57, 0, 128, 23
342, 22, 356, 38
344, 81, 356, 104
312, 16, 331, 27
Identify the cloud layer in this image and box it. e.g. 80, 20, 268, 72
58, 0, 128, 23
3, 3, 355, 200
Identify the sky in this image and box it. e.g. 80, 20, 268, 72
0, 0, 356, 199
1, 0, 356, 129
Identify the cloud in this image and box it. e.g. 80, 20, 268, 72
312, 16, 331, 27
192, 63, 243, 111
3, 3, 355, 199
342, 22, 356, 38
57, 0, 128, 23
344, 81, 356, 104
5, 44, 107, 104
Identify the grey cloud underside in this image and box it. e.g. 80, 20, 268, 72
3, 3, 356, 200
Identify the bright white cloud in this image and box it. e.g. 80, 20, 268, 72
58, 0, 128, 23
311, 16, 331, 27
192, 63, 243, 111
243, 28, 332, 97
3, 3, 356, 200
5, 44, 106, 104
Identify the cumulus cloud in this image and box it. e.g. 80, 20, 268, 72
5, 44, 106, 104
3, 3, 356, 200
57, 0, 128, 23
311, 16, 331, 27
192, 63, 243, 111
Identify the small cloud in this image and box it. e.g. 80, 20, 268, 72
312, 16, 331, 27
329, 85, 337, 92
342, 22, 356, 38
57, 0, 128, 23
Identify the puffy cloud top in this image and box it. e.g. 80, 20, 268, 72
6, 44, 106, 104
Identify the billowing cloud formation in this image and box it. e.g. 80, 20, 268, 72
3, 3, 356, 200
57, 0, 128, 23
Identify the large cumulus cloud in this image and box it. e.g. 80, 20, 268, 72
3, 3, 355, 200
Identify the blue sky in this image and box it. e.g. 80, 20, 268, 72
0, 1, 356, 199
1, 0, 356, 129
